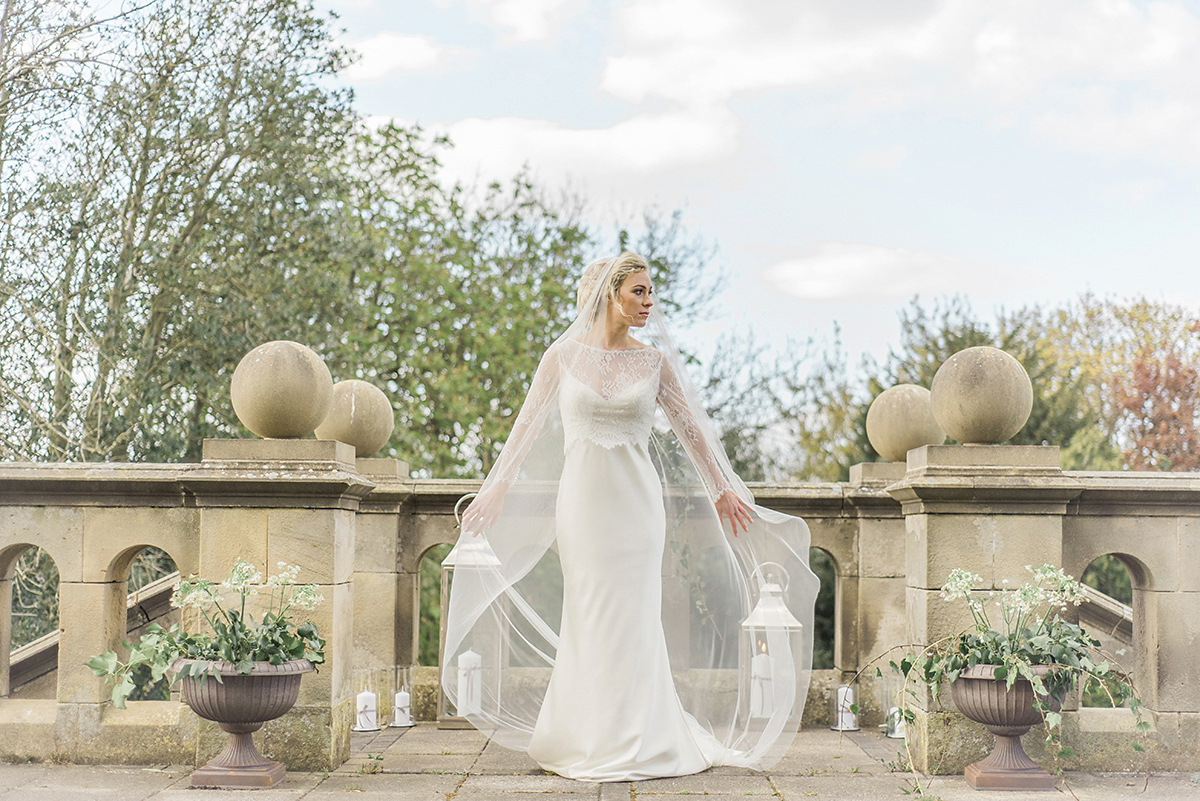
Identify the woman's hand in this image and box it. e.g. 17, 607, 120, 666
462, 484, 507, 536
715, 490, 754, 536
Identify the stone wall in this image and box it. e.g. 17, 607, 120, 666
0, 441, 1195, 773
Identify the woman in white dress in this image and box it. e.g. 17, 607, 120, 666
444, 253, 818, 782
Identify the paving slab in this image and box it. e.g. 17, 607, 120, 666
598, 781, 632, 800
0, 722, 1190, 799
304, 772, 464, 799
471, 742, 550, 775
458, 774, 598, 794
0, 765, 187, 800
634, 772, 775, 794
773, 772, 917, 799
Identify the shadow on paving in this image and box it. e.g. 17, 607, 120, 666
0, 725, 1194, 799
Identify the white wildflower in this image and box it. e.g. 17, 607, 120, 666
940, 569, 981, 601
223, 559, 264, 594
266, 562, 302, 587
290, 584, 324, 611
171, 577, 221, 611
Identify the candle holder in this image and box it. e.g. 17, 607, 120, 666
830, 685, 859, 731
740, 562, 805, 724
391, 666, 415, 728
351, 689, 381, 732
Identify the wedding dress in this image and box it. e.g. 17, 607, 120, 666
443, 259, 818, 782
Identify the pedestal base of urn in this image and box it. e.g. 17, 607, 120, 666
964, 734, 1056, 791
190, 760, 286, 789
190, 728, 287, 788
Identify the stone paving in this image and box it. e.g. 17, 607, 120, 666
0, 724, 1196, 800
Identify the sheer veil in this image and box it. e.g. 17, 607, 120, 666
442, 255, 818, 769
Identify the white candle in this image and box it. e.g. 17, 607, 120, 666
458, 650, 482, 716
392, 689, 413, 727
353, 689, 379, 731
750, 648, 773, 718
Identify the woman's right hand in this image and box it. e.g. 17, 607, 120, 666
462, 484, 507, 536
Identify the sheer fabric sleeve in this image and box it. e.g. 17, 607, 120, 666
487, 344, 561, 487
657, 356, 733, 502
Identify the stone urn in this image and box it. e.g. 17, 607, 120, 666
176, 658, 315, 789
950, 664, 1061, 791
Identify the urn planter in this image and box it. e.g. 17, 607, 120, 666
176, 658, 315, 789
950, 664, 1060, 791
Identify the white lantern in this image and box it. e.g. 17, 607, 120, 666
740, 563, 805, 721
351, 689, 381, 732
437, 510, 504, 728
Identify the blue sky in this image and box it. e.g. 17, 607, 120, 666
323, 0, 1200, 360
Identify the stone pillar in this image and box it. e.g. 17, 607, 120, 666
352, 457, 409, 721
0, 577, 10, 697
887, 445, 1081, 773
55, 578, 126, 754
846, 462, 907, 726
184, 439, 373, 771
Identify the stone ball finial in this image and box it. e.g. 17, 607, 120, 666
230, 341, 333, 439
930, 346, 1033, 444
315, 379, 395, 457
865, 384, 947, 462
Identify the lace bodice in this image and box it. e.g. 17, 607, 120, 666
559, 343, 660, 450
488, 339, 731, 500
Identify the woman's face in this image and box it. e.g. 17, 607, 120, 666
615, 269, 654, 326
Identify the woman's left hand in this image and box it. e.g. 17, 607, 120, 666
715, 491, 754, 536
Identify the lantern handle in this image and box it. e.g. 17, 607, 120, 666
750, 561, 790, 593
454, 493, 478, 529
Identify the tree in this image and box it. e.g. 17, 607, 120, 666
1, 0, 357, 461
1111, 339, 1200, 471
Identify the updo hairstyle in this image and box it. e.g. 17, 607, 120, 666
576, 252, 651, 315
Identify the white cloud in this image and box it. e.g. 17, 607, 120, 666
341, 33, 454, 81
467, 0, 576, 42
598, 0, 1200, 162
852, 146, 907, 172
428, 105, 740, 190
760, 242, 1046, 302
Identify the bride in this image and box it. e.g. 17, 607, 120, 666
444, 252, 818, 782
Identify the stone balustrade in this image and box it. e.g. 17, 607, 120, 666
0, 440, 1195, 774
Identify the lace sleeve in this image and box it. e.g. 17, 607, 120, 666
488, 344, 561, 486
657, 357, 732, 502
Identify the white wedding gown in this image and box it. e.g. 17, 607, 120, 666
525, 340, 725, 780
442, 304, 817, 784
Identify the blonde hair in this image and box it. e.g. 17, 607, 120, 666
576, 252, 650, 314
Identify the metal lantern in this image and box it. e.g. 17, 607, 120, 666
740, 562, 805, 721
437, 494, 503, 728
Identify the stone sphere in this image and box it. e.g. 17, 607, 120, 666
930, 346, 1033, 444
865, 384, 947, 462
230, 341, 332, 438
315, 379, 395, 457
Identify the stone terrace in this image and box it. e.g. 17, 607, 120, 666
0, 724, 1195, 800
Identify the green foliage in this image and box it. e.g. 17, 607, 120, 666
88, 559, 325, 708
418, 544, 452, 666
907, 566, 1107, 703
129, 546, 178, 592
883, 565, 1147, 778
809, 548, 836, 670
0, 1, 721, 476
1080, 554, 1132, 606
11, 547, 59, 650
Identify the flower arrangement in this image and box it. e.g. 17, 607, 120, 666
890, 564, 1147, 763
88, 559, 326, 708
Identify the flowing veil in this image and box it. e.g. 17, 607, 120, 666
442, 256, 818, 769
